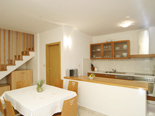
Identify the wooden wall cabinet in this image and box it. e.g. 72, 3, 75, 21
90, 43, 103, 59
112, 40, 130, 59
90, 40, 130, 59
7, 70, 33, 90
103, 42, 113, 59
0, 84, 10, 96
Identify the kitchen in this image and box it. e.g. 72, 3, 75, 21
0, 0, 155, 116
64, 27, 155, 116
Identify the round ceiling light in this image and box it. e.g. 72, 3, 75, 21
120, 21, 132, 28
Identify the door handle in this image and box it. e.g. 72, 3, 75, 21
49, 68, 51, 71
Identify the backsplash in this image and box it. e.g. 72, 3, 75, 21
92, 58, 155, 74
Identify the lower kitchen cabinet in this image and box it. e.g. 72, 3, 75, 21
0, 84, 10, 96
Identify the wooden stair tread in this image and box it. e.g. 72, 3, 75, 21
15, 59, 23, 61
7, 64, 15, 66
23, 54, 30, 56
0, 69, 7, 71
0, 29, 35, 73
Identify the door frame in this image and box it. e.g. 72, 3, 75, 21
46, 42, 61, 84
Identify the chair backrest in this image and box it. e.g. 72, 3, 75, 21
61, 96, 78, 116
16, 80, 30, 89
4, 99, 15, 116
68, 81, 78, 94
55, 79, 63, 88
0, 99, 5, 116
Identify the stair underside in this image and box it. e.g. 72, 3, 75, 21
0, 51, 35, 80
0, 50, 33, 71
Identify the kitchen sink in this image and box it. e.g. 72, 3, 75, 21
105, 71, 126, 74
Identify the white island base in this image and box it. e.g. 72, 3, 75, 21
64, 78, 147, 116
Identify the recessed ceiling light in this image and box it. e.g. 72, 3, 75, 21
120, 21, 132, 28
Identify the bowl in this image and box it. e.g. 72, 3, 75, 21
123, 45, 127, 49
88, 77, 94, 80
115, 47, 120, 50
115, 55, 121, 58
122, 53, 127, 57
122, 53, 127, 55
96, 49, 101, 51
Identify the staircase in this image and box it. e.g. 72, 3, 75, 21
0, 28, 35, 80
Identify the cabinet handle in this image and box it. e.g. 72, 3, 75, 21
21, 72, 25, 74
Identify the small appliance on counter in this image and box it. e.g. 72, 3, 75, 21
66, 69, 78, 77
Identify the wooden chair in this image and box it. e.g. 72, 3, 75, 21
4, 98, 21, 116
54, 96, 78, 116
4, 99, 16, 116
68, 81, 78, 94
0, 99, 5, 116
16, 80, 30, 89
55, 79, 63, 88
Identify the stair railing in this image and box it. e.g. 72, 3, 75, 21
0, 28, 34, 71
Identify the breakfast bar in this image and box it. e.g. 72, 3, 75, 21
64, 76, 149, 116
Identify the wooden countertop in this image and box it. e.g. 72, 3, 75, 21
64, 76, 149, 91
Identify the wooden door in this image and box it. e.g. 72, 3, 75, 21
46, 42, 61, 86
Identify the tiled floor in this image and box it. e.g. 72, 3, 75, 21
78, 106, 106, 116
147, 103, 155, 116
79, 103, 155, 116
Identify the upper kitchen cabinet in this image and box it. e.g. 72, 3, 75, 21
113, 40, 130, 59
103, 42, 113, 59
90, 43, 103, 59
90, 40, 130, 59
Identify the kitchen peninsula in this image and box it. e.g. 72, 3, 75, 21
64, 76, 148, 116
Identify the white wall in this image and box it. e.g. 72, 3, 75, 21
64, 79, 147, 116
149, 27, 155, 54
93, 29, 140, 55
39, 26, 63, 80
38, 26, 92, 81
62, 26, 92, 77
26, 34, 39, 83
93, 27, 155, 55
90, 28, 155, 74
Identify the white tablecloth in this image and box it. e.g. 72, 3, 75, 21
1, 84, 76, 116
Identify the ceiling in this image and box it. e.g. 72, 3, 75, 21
0, 0, 155, 36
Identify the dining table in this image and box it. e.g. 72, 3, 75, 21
1, 84, 77, 116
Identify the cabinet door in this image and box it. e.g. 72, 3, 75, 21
0, 84, 10, 96
11, 70, 32, 90
21, 70, 32, 86
90, 44, 103, 59
113, 40, 130, 59
11, 71, 23, 90
103, 42, 113, 59
25, 70, 33, 86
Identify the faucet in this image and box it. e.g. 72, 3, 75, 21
112, 69, 116, 73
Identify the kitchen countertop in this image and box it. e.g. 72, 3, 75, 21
88, 71, 155, 78
64, 76, 149, 90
